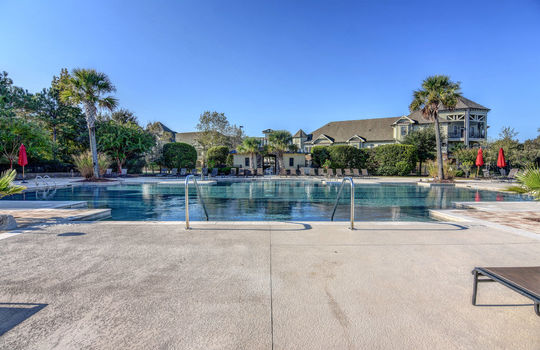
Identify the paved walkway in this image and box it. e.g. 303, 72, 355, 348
0, 222, 538, 349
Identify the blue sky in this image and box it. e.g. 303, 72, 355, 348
1, 0, 540, 141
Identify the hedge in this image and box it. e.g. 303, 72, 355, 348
372, 144, 418, 176
311, 145, 368, 169
311, 146, 331, 167
207, 146, 229, 167
162, 142, 197, 169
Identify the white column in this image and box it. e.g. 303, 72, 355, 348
464, 109, 470, 148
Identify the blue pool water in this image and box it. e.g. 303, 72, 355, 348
4, 180, 529, 221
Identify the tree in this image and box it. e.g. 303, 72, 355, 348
0, 117, 51, 168
410, 75, 461, 180
268, 130, 294, 173
195, 111, 245, 165
59, 68, 118, 179
207, 146, 230, 168
403, 127, 436, 174
162, 142, 197, 170
34, 70, 88, 162
237, 137, 261, 169
97, 120, 155, 173
110, 108, 138, 124
522, 130, 540, 167
0, 71, 34, 119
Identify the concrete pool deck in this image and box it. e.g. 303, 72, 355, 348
0, 221, 538, 349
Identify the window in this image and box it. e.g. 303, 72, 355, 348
289, 157, 294, 167
245, 157, 250, 167
400, 126, 407, 136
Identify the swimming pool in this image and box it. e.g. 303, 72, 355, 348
4, 180, 528, 221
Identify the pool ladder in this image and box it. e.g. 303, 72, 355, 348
34, 175, 57, 189
330, 177, 355, 230
185, 174, 209, 229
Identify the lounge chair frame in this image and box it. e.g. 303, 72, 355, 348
472, 267, 540, 316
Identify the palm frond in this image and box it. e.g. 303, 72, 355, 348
0, 169, 25, 199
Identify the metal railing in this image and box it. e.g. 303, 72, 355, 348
330, 177, 355, 229
184, 174, 209, 229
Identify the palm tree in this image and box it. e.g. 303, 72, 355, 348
237, 137, 261, 169
268, 130, 294, 173
410, 75, 461, 180
59, 69, 118, 179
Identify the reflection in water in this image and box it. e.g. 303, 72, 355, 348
3, 180, 529, 222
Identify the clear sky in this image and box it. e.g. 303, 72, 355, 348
2, 0, 540, 141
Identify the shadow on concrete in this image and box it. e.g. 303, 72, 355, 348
189, 222, 313, 231
57, 232, 86, 237
0, 302, 47, 336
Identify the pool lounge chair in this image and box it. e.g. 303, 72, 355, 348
361, 169, 370, 179
326, 169, 334, 177
211, 168, 218, 177
120, 168, 128, 177
170, 168, 178, 176
191, 169, 198, 176
344, 169, 353, 177
472, 266, 540, 316
502, 168, 519, 182
257, 168, 264, 176
316, 168, 324, 176
353, 169, 360, 177
180, 168, 187, 176
279, 168, 287, 177
336, 169, 343, 177
303, 167, 310, 176
202, 167, 208, 176
309, 168, 316, 176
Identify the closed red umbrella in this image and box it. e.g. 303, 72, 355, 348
475, 148, 484, 177
496, 148, 507, 168
18, 144, 28, 183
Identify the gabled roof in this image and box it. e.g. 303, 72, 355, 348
346, 134, 367, 142
306, 117, 403, 143
156, 122, 176, 134
313, 133, 335, 143
450, 96, 489, 110
293, 129, 308, 138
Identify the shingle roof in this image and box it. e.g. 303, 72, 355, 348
156, 122, 176, 134
174, 131, 203, 144
407, 96, 489, 123
307, 117, 403, 143
293, 129, 308, 138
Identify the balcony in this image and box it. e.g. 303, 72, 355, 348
448, 131, 486, 140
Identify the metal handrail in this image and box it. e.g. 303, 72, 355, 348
185, 174, 209, 229
330, 177, 355, 229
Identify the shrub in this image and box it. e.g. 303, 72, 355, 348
515, 167, 540, 199
162, 142, 197, 170
395, 161, 414, 176
72, 151, 111, 178
226, 153, 234, 167
328, 145, 368, 169
372, 144, 417, 176
207, 146, 229, 168
426, 160, 457, 180
311, 146, 331, 168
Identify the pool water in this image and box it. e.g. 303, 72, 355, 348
5, 180, 528, 221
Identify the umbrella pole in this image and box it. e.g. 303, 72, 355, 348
476, 166, 479, 178
21, 165, 27, 183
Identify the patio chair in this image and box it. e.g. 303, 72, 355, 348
170, 168, 178, 176
502, 168, 519, 182
180, 168, 187, 176
211, 168, 218, 177
361, 169, 370, 178
120, 168, 128, 177
247, 168, 255, 177
303, 167, 310, 176
257, 168, 264, 176
230, 168, 237, 176
238, 168, 245, 176
316, 168, 324, 176
105, 168, 113, 178
336, 169, 343, 177
344, 169, 353, 177
279, 168, 287, 176
327, 169, 334, 177
472, 266, 540, 316
353, 169, 360, 177
191, 168, 198, 176
202, 167, 208, 176
309, 168, 316, 176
